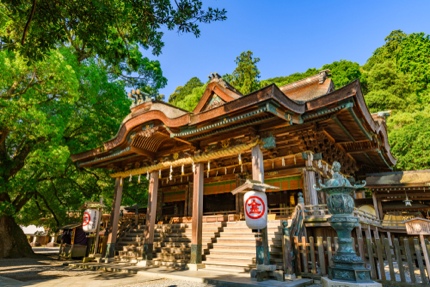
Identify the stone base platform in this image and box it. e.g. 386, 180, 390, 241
322, 277, 382, 287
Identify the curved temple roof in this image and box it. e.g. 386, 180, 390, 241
72, 71, 396, 177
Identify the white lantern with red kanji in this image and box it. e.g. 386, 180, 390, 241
244, 190, 267, 229
82, 209, 100, 233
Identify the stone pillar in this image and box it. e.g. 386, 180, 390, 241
144, 171, 158, 261
189, 162, 204, 269
105, 177, 123, 258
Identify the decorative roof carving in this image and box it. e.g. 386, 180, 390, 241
128, 89, 151, 108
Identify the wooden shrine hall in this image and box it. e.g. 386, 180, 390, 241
71, 70, 395, 268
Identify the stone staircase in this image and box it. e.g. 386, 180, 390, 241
152, 222, 223, 268
203, 220, 283, 273
115, 222, 146, 263
114, 219, 284, 273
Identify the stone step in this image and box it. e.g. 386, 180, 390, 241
152, 258, 188, 269
204, 257, 255, 266
203, 263, 252, 273
160, 247, 191, 254
206, 252, 255, 260
215, 238, 256, 244
154, 242, 190, 248
155, 253, 190, 261
211, 244, 255, 251
122, 246, 143, 252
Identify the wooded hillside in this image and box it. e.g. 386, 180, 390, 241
168, 30, 430, 171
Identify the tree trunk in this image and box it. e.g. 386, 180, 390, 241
0, 215, 34, 258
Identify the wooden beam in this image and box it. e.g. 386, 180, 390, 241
130, 146, 155, 160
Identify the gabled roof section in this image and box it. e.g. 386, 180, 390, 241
366, 170, 430, 187
71, 100, 190, 163
193, 73, 242, 114
279, 70, 334, 102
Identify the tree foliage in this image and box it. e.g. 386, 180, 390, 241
168, 77, 204, 107
362, 30, 430, 170
0, 0, 227, 258
224, 50, 261, 95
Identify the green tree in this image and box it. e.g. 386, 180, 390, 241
168, 77, 204, 106
0, 0, 227, 62
363, 30, 430, 170
225, 50, 261, 95
322, 60, 362, 88
0, 48, 134, 257
0, 0, 227, 258
175, 85, 207, 112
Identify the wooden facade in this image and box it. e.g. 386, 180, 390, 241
71, 70, 396, 262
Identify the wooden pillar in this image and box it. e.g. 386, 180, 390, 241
303, 153, 318, 206
355, 225, 365, 259
372, 191, 383, 220
251, 145, 270, 265
184, 184, 190, 217
190, 162, 204, 265
144, 171, 158, 260
252, 145, 264, 182
105, 177, 123, 258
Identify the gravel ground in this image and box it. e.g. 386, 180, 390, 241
0, 255, 322, 287
0, 255, 94, 282
119, 278, 217, 287
0, 255, 216, 287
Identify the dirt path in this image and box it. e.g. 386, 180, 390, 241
0, 255, 93, 282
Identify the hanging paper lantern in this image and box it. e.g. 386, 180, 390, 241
129, 174, 132, 182
243, 191, 268, 230
82, 209, 100, 233
138, 174, 141, 184
238, 154, 242, 165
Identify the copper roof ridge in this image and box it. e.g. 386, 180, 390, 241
280, 69, 331, 91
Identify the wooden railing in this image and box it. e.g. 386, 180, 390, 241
303, 204, 406, 229
294, 235, 430, 284
268, 207, 296, 218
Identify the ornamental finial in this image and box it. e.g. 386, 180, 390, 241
314, 161, 365, 191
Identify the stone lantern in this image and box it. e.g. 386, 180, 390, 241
315, 162, 380, 286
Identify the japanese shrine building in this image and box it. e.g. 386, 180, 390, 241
71, 70, 395, 262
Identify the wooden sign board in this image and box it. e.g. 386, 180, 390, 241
405, 217, 430, 235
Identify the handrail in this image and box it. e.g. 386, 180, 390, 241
268, 207, 296, 217
303, 204, 407, 229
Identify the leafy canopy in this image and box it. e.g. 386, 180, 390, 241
0, 0, 227, 237
224, 50, 261, 95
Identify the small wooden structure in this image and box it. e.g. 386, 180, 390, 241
58, 223, 88, 259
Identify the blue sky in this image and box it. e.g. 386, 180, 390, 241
154, 1, 430, 97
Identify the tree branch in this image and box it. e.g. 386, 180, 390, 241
36, 191, 60, 227
21, 0, 37, 45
